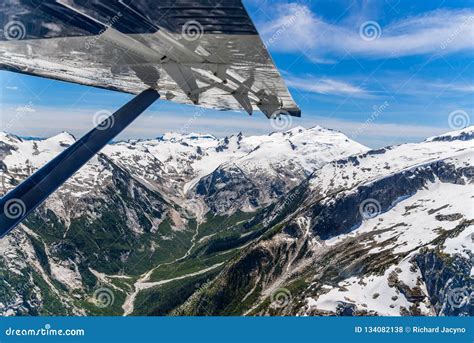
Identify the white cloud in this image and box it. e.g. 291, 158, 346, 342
437, 83, 474, 93
259, 4, 474, 59
286, 75, 369, 97
314, 116, 447, 139
14, 104, 35, 113
0, 105, 454, 148
262, 4, 318, 51
366, 75, 474, 97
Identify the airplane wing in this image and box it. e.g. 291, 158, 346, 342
0, 0, 300, 117
0, 0, 301, 237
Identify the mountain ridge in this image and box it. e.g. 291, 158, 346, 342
0, 125, 472, 316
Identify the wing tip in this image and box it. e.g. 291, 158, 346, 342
286, 108, 302, 117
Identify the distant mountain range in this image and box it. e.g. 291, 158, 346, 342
0, 126, 472, 316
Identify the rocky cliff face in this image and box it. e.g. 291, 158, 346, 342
0, 127, 472, 316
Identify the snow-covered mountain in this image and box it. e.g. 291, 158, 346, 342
0, 126, 367, 216
0, 126, 472, 316
193, 127, 367, 214
175, 126, 474, 317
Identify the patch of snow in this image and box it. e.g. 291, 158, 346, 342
443, 225, 474, 259
305, 258, 431, 316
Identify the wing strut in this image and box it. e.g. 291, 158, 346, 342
0, 89, 160, 238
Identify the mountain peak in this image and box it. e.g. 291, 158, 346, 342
425, 126, 474, 142
0, 131, 22, 143
46, 131, 76, 144
286, 126, 306, 134
161, 132, 217, 142
0, 131, 12, 139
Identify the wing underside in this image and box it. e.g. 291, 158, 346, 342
0, 0, 301, 117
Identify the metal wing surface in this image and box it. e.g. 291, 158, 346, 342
0, 0, 301, 117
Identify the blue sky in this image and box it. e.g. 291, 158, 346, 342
1, 0, 473, 148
